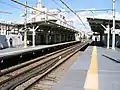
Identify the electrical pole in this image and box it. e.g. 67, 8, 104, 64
32, 26, 35, 47
112, 0, 116, 50
24, 1, 27, 48
107, 25, 110, 49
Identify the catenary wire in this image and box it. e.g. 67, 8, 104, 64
59, 0, 90, 29
0, 1, 21, 10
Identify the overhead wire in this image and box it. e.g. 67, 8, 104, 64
0, 0, 35, 20
0, 1, 21, 14
51, 0, 87, 32
59, 0, 89, 29
60, 9, 112, 13
0, 1, 21, 10
0, 10, 12, 14
51, 0, 74, 27
51, 0, 65, 10
10, 0, 75, 29
75, 9, 112, 12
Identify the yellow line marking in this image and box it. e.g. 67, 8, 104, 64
84, 46, 98, 90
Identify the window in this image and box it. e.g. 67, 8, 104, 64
52, 14, 57, 16
32, 18, 36, 22
22, 36, 24, 41
31, 11, 36, 15
41, 11, 45, 15
41, 18, 45, 21
63, 16, 65, 19
60, 21, 62, 25
60, 15, 62, 18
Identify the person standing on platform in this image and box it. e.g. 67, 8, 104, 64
9, 38, 13, 48
95, 37, 97, 45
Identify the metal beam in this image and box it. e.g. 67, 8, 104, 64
32, 26, 39, 47
24, 1, 27, 48
32, 26, 35, 47
101, 24, 110, 49
112, 0, 116, 50
107, 25, 110, 49
35, 26, 39, 31
101, 24, 107, 30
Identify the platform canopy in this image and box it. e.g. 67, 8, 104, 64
87, 17, 120, 33
17, 20, 78, 33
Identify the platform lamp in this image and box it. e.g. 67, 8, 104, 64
112, 0, 116, 50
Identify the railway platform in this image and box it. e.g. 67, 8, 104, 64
52, 46, 120, 90
0, 41, 80, 58
0, 40, 91, 70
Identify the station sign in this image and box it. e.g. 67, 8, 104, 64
111, 29, 120, 34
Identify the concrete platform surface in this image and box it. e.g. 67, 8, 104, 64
0, 41, 77, 57
51, 46, 120, 90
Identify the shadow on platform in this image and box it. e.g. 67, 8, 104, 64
90, 41, 105, 47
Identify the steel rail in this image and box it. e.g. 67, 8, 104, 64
0, 41, 80, 77
22, 41, 89, 90
0, 42, 88, 89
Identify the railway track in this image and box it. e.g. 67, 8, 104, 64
0, 41, 89, 90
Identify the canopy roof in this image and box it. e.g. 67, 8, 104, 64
87, 17, 120, 33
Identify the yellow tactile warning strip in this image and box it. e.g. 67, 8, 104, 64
84, 46, 98, 90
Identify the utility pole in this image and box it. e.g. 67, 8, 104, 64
32, 26, 35, 47
112, 0, 116, 50
107, 25, 110, 49
24, 1, 27, 48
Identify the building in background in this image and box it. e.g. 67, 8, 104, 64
29, 0, 48, 22
29, 0, 74, 29
0, 0, 77, 49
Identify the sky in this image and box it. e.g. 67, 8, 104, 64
0, 0, 120, 32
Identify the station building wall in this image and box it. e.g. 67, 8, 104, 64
0, 35, 23, 49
